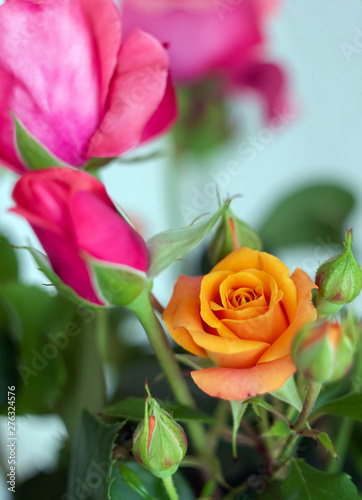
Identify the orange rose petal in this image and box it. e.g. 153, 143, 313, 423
222, 299, 289, 343
207, 343, 270, 369
219, 272, 266, 309
201, 270, 277, 338
191, 355, 296, 400
258, 269, 317, 364
163, 275, 207, 357
189, 329, 270, 355
171, 326, 207, 357
211, 248, 298, 321
215, 305, 269, 322
163, 274, 203, 308
200, 271, 230, 328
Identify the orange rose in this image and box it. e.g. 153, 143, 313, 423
163, 248, 317, 400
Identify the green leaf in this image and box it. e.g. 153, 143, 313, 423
118, 465, 158, 500
317, 432, 338, 459
230, 401, 248, 459
147, 199, 233, 279
264, 419, 292, 438
101, 397, 216, 425
281, 459, 358, 500
259, 482, 283, 500
271, 376, 303, 412
309, 393, 362, 424
92, 262, 146, 307
12, 113, 63, 170
259, 184, 354, 251
66, 411, 122, 500
56, 308, 107, 437
111, 462, 194, 500
0, 330, 19, 409
0, 283, 75, 414
0, 235, 18, 283
198, 479, 216, 499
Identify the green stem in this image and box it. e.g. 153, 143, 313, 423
165, 144, 183, 229
278, 381, 322, 463
328, 334, 362, 472
208, 401, 230, 453
258, 406, 275, 462
128, 289, 209, 459
57, 312, 106, 437
95, 307, 109, 360
162, 475, 180, 500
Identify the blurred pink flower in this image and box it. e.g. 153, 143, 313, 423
122, 0, 287, 120
11, 168, 149, 305
0, 0, 176, 174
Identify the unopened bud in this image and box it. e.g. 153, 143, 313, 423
315, 230, 362, 317
293, 314, 358, 383
133, 385, 187, 478
208, 208, 262, 266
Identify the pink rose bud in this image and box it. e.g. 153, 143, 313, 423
0, 0, 176, 174
315, 230, 362, 317
10, 169, 149, 305
122, 0, 288, 121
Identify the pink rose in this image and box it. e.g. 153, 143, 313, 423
0, 0, 176, 174
254, 0, 284, 18
122, 0, 287, 120
10, 168, 149, 305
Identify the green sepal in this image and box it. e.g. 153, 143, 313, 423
91, 260, 147, 307
271, 376, 303, 412
21, 246, 100, 309
146, 198, 234, 279
12, 113, 64, 170
230, 401, 248, 459
208, 207, 262, 266
317, 432, 338, 459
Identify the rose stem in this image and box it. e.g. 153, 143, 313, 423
258, 406, 275, 464
277, 381, 322, 464
327, 336, 362, 472
128, 288, 209, 461
162, 475, 180, 500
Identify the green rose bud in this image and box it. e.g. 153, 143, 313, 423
315, 229, 362, 317
208, 208, 262, 266
293, 314, 358, 383
133, 386, 187, 478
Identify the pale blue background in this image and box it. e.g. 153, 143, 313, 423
1, 0, 362, 497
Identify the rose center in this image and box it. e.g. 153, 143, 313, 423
226, 285, 266, 310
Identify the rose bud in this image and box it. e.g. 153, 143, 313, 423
208, 208, 262, 267
122, 0, 288, 122
133, 387, 187, 478
10, 169, 148, 306
0, 0, 176, 174
292, 315, 358, 383
315, 230, 362, 317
